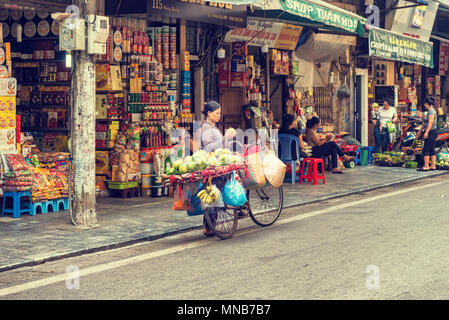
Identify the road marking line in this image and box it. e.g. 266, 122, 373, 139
0, 179, 446, 297
0, 240, 207, 297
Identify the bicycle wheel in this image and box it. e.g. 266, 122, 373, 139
204, 206, 238, 240
247, 184, 283, 227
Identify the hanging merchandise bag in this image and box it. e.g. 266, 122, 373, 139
222, 171, 247, 207
187, 182, 205, 216
173, 184, 189, 210
243, 144, 267, 190
262, 150, 286, 188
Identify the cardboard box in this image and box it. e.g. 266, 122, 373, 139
110, 65, 123, 91
95, 94, 108, 119
95, 151, 109, 174
181, 51, 190, 71
96, 64, 111, 91
231, 56, 246, 72
232, 42, 247, 56
231, 72, 246, 88
218, 59, 230, 88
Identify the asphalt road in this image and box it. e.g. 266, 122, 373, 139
0, 175, 448, 301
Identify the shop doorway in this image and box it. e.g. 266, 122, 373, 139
355, 69, 369, 146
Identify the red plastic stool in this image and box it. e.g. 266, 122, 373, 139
299, 158, 326, 185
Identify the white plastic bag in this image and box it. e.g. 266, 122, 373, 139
262, 150, 286, 188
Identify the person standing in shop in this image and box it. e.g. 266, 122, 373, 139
371, 102, 383, 153
417, 96, 438, 171
378, 100, 398, 152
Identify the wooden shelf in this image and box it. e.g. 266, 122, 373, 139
13, 58, 65, 63
17, 105, 69, 108
24, 127, 69, 132
19, 81, 71, 86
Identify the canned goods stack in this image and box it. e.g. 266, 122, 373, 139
155, 27, 162, 64
170, 27, 177, 70
162, 26, 170, 70
181, 71, 191, 111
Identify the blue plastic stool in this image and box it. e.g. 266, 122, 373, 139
277, 133, 301, 184
2, 191, 33, 218
32, 201, 49, 215
355, 148, 362, 166
45, 200, 56, 213
54, 198, 69, 211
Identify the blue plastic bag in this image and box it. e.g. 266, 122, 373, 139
187, 183, 205, 216
222, 171, 247, 207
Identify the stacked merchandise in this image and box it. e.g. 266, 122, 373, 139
180, 51, 191, 112
29, 153, 71, 203
2, 154, 35, 192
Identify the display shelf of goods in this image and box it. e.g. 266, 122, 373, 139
372, 152, 409, 167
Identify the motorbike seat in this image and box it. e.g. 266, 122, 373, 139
437, 128, 449, 134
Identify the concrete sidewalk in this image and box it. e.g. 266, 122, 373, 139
0, 165, 447, 272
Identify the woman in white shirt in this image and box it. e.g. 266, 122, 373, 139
378, 100, 398, 152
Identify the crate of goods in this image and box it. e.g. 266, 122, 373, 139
106, 180, 139, 190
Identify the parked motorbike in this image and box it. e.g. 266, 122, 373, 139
391, 116, 423, 152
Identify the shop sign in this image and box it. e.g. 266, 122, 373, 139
369, 28, 434, 68
389, 0, 438, 42
279, 0, 365, 35
0, 78, 16, 96
224, 18, 302, 50
147, 0, 247, 27
439, 41, 449, 76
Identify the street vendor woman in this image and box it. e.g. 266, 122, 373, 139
306, 116, 353, 174
201, 100, 236, 152
200, 100, 237, 236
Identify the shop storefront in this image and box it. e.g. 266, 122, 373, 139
0, 3, 73, 208
366, 25, 449, 169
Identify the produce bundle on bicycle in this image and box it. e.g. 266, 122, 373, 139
161, 146, 285, 239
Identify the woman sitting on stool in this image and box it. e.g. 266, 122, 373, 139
278, 114, 308, 161
306, 116, 352, 174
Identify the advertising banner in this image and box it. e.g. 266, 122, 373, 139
147, 0, 247, 28
369, 28, 434, 68
224, 18, 303, 50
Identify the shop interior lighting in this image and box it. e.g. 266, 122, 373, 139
261, 43, 269, 53
217, 47, 226, 59
66, 51, 72, 68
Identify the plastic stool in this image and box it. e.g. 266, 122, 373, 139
2, 191, 33, 218
46, 200, 56, 213
355, 148, 362, 166
54, 198, 69, 211
363, 146, 374, 163
32, 202, 49, 215
299, 158, 326, 185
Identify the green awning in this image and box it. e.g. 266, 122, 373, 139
250, 0, 366, 36
369, 27, 434, 68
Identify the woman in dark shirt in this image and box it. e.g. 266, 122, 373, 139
278, 114, 308, 160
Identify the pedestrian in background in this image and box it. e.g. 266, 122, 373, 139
417, 96, 438, 171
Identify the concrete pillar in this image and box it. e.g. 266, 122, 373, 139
71, 0, 97, 227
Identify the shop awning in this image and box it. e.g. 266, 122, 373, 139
368, 26, 434, 68
250, 0, 366, 36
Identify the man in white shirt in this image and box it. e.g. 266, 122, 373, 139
378, 100, 398, 152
